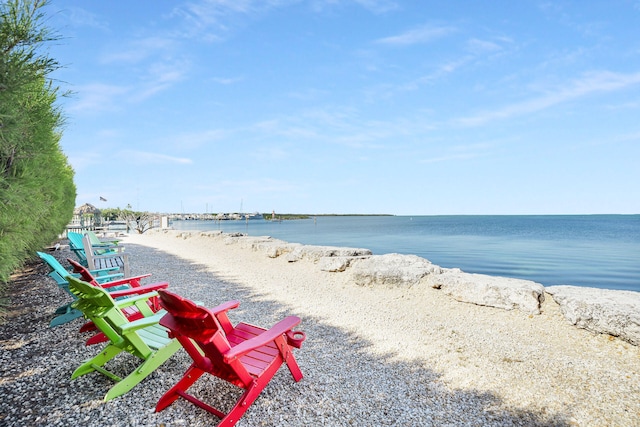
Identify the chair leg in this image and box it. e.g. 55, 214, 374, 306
79, 320, 97, 333
156, 364, 206, 412
104, 339, 181, 401
71, 344, 122, 379
55, 302, 72, 315
85, 332, 109, 346
284, 351, 304, 382
218, 378, 268, 427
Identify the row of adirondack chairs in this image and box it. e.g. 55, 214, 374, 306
67, 231, 131, 278
38, 233, 307, 427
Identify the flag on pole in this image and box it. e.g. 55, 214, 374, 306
99, 196, 107, 202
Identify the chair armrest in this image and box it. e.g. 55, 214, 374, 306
114, 291, 159, 309
210, 300, 240, 315
109, 282, 169, 298
93, 273, 125, 284
223, 316, 301, 363
92, 241, 118, 248
209, 300, 240, 333
99, 273, 152, 288
119, 311, 166, 333
92, 252, 129, 261
89, 266, 121, 275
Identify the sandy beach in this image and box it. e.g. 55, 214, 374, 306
1, 230, 639, 426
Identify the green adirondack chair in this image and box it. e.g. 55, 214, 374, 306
87, 230, 120, 246
67, 257, 168, 346
67, 276, 181, 401
37, 251, 124, 327
86, 230, 122, 255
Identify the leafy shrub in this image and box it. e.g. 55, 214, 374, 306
0, 0, 76, 288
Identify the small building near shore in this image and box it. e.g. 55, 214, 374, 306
70, 203, 102, 230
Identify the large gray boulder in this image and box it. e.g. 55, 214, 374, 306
285, 245, 372, 263
546, 285, 640, 345
251, 238, 301, 258
349, 253, 442, 287
317, 256, 369, 272
426, 271, 545, 315
207, 234, 300, 258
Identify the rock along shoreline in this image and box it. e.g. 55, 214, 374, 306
164, 228, 640, 346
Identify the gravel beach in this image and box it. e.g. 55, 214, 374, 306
1, 230, 639, 427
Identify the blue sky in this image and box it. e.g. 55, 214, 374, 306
47, 1, 640, 215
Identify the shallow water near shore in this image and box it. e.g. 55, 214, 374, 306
171, 214, 639, 292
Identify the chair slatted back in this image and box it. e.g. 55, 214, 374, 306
67, 276, 155, 358
67, 232, 88, 265
81, 234, 130, 277
158, 291, 252, 386
37, 252, 76, 286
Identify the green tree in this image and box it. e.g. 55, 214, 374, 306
0, 0, 76, 290
120, 208, 154, 234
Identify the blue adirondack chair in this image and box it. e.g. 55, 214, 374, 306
37, 251, 124, 327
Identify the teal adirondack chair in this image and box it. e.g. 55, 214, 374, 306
67, 232, 90, 265
68, 231, 122, 262
37, 251, 124, 327
67, 276, 181, 401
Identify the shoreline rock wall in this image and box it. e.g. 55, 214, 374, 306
151, 229, 640, 346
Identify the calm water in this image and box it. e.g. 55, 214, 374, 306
171, 215, 640, 292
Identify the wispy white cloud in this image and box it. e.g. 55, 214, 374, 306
67, 83, 130, 113
375, 24, 456, 46
171, 129, 229, 150
248, 146, 290, 161
120, 150, 193, 165
466, 38, 503, 55
455, 70, 640, 127
61, 7, 109, 31
352, 0, 399, 13
170, 0, 294, 40
100, 37, 178, 64
212, 76, 244, 84
67, 150, 108, 172
67, 59, 189, 112
310, 0, 398, 14
131, 60, 190, 101
250, 107, 434, 150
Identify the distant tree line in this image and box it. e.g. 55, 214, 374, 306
0, 0, 76, 290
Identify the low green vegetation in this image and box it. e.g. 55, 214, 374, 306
263, 213, 310, 220
262, 213, 393, 220
0, 1, 75, 302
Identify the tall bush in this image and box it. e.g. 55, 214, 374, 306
0, 0, 76, 286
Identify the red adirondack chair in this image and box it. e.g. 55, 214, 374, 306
155, 290, 306, 427
67, 258, 169, 345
